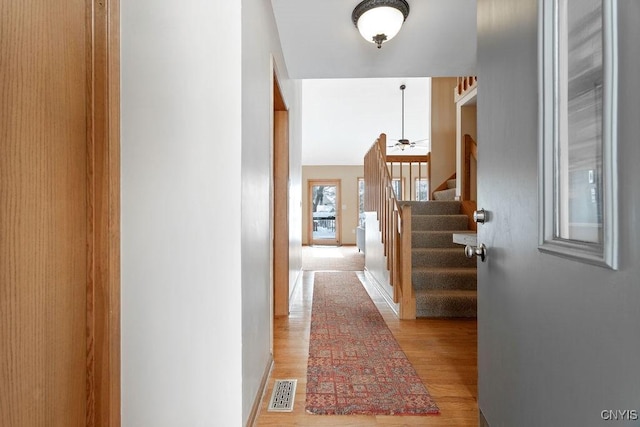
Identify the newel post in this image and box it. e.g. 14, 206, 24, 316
399, 204, 416, 319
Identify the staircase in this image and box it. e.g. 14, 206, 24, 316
402, 200, 477, 317
432, 178, 457, 201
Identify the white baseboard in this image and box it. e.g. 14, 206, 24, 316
363, 268, 400, 317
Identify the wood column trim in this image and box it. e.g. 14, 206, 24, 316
273, 110, 290, 317
87, 0, 121, 424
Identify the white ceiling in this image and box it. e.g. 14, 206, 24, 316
302, 78, 430, 165
271, 0, 477, 165
271, 0, 477, 79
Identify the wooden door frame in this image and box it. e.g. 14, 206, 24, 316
308, 179, 342, 246
87, 0, 121, 424
273, 73, 289, 317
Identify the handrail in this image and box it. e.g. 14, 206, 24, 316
461, 134, 478, 231
364, 134, 419, 319
463, 134, 477, 201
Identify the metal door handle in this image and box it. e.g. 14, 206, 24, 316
465, 243, 487, 262
473, 208, 487, 224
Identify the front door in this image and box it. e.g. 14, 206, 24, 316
476, 1, 640, 426
309, 180, 341, 246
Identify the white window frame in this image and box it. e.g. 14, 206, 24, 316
538, 0, 619, 269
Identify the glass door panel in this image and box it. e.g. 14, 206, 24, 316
309, 180, 340, 245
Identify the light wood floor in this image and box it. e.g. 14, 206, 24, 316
255, 270, 478, 426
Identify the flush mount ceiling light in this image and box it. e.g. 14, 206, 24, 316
352, 0, 410, 49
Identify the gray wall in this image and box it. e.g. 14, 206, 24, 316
477, 0, 640, 426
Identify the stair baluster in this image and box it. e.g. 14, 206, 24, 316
365, 134, 477, 319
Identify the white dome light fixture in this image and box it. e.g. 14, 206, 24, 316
352, 0, 410, 49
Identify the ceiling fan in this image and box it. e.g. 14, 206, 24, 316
388, 84, 429, 152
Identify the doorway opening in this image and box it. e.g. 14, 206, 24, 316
308, 180, 341, 246
272, 72, 289, 318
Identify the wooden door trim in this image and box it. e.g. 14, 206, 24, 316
273, 110, 289, 316
87, 0, 121, 425
273, 76, 289, 317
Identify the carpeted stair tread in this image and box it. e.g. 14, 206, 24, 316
414, 289, 477, 318
433, 188, 456, 201
406, 197, 477, 318
412, 248, 477, 268
412, 267, 477, 291
412, 230, 468, 248
401, 201, 461, 215
411, 214, 469, 231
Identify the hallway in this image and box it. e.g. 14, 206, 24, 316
255, 246, 478, 426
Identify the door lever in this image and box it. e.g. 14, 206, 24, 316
465, 243, 487, 262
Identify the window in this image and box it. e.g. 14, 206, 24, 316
414, 178, 429, 201
539, 0, 618, 269
391, 178, 404, 201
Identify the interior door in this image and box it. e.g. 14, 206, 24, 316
476, 1, 640, 426
309, 180, 341, 246
1, 2, 119, 425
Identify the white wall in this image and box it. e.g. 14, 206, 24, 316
123, 1, 302, 425
302, 78, 430, 165
289, 80, 304, 294
122, 1, 243, 425
364, 213, 395, 306
241, 0, 302, 424
123, 1, 302, 424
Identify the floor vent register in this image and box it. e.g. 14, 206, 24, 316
267, 379, 297, 412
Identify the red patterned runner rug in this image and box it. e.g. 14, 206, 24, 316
305, 272, 439, 415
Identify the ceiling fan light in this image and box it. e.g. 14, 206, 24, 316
352, 0, 410, 49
